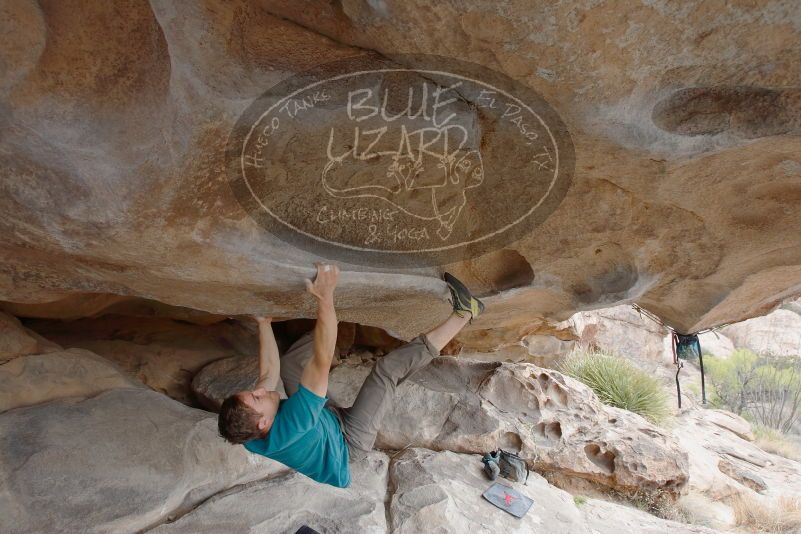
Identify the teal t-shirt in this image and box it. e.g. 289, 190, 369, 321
244, 383, 351, 488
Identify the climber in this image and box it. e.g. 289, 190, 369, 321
217, 262, 485, 488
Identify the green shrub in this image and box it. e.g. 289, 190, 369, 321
573, 495, 587, 507
705, 349, 801, 433
704, 349, 760, 414
559, 350, 669, 424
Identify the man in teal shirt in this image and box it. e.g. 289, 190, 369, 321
218, 263, 484, 488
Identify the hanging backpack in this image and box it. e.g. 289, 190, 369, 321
482, 449, 531, 485
676, 333, 701, 361
672, 332, 707, 407
634, 304, 716, 409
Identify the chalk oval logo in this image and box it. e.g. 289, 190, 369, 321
228, 53, 574, 267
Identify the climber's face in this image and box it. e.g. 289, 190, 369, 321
239, 386, 280, 436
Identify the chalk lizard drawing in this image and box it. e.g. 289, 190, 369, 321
321, 129, 484, 240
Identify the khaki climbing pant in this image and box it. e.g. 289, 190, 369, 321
280, 329, 439, 462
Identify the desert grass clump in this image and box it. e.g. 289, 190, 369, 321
732, 494, 801, 533
753, 425, 801, 462
585, 485, 699, 525
560, 350, 669, 424
625, 487, 695, 524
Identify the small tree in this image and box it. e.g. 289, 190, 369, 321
705, 349, 760, 415
705, 350, 801, 433
750, 355, 801, 434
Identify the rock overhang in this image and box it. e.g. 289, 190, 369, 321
1, 0, 800, 341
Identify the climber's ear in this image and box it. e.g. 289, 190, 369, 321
257, 415, 273, 433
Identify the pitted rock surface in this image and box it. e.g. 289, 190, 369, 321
199, 354, 689, 496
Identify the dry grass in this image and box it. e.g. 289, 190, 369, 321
754, 426, 801, 462
624, 487, 696, 524
731, 494, 801, 533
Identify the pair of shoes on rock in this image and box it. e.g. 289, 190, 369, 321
482, 450, 501, 480
443, 272, 485, 324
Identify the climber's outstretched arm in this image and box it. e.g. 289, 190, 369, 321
255, 316, 280, 391
300, 263, 339, 397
